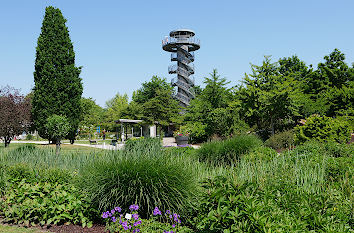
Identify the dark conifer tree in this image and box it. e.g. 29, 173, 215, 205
32, 6, 82, 143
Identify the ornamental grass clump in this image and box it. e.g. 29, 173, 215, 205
78, 139, 199, 218
196, 134, 262, 165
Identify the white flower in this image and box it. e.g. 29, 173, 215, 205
125, 213, 132, 220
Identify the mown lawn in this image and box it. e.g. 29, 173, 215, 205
0, 143, 101, 153
0, 224, 49, 233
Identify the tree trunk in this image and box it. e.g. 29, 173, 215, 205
270, 117, 275, 136
56, 140, 61, 155
70, 139, 74, 144
4, 136, 11, 147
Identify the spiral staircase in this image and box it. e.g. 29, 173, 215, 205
162, 29, 200, 107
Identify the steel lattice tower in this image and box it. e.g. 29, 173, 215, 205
162, 29, 200, 107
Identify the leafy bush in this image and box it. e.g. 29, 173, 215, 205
78, 139, 199, 218
25, 134, 34, 140
294, 115, 351, 144
0, 163, 6, 195
196, 134, 262, 165
265, 129, 294, 150
243, 146, 278, 162
0, 179, 96, 227
193, 175, 352, 232
185, 122, 208, 144
291, 140, 354, 158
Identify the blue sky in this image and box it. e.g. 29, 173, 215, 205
1, 0, 354, 107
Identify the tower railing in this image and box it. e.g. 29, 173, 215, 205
162, 37, 200, 46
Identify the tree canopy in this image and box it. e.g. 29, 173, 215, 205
32, 6, 83, 142
0, 86, 31, 147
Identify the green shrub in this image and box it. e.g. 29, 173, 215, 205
291, 140, 354, 158
196, 134, 262, 165
0, 164, 6, 195
185, 122, 208, 144
0, 179, 96, 227
78, 146, 199, 218
243, 146, 278, 162
294, 115, 351, 144
193, 175, 352, 232
25, 134, 34, 140
265, 129, 294, 150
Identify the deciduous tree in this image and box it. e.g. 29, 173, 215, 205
0, 86, 31, 147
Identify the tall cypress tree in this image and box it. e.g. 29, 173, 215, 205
33, 6, 82, 142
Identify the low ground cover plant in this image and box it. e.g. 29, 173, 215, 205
1, 178, 95, 227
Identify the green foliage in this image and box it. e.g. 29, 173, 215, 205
184, 69, 245, 142
196, 134, 262, 165
194, 144, 353, 232
184, 122, 208, 143
0, 163, 6, 195
124, 137, 161, 154
0, 179, 95, 227
193, 175, 352, 232
25, 134, 34, 140
32, 6, 83, 141
131, 76, 180, 126
4, 163, 73, 185
103, 93, 128, 131
79, 97, 104, 131
137, 219, 193, 233
265, 129, 295, 150
291, 140, 354, 158
45, 115, 70, 142
77, 139, 199, 218
294, 115, 351, 144
238, 56, 303, 139
242, 146, 278, 162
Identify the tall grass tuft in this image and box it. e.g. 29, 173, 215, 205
77, 139, 200, 218
196, 134, 262, 165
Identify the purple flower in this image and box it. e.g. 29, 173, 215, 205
133, 229, 140, 233
121, 221, 128, 227
108, 212, 112, 217
132, 213, 139, 220
114, 206, 122, 212
166, 210, 171, 214
172, 224, 176, 228
111, 209, 115, 214
111, 216, 116, 222
102, 212, 108, 218
133, 220, 142, 226
129, 204, 139, 211
153, 207, 162, 216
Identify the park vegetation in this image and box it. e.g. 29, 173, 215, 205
0, 5, 353, 233
32, 6, 83, 144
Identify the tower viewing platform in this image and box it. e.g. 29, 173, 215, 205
162, 29, 200, 107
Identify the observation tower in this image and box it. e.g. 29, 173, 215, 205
162, 29, 200, 107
